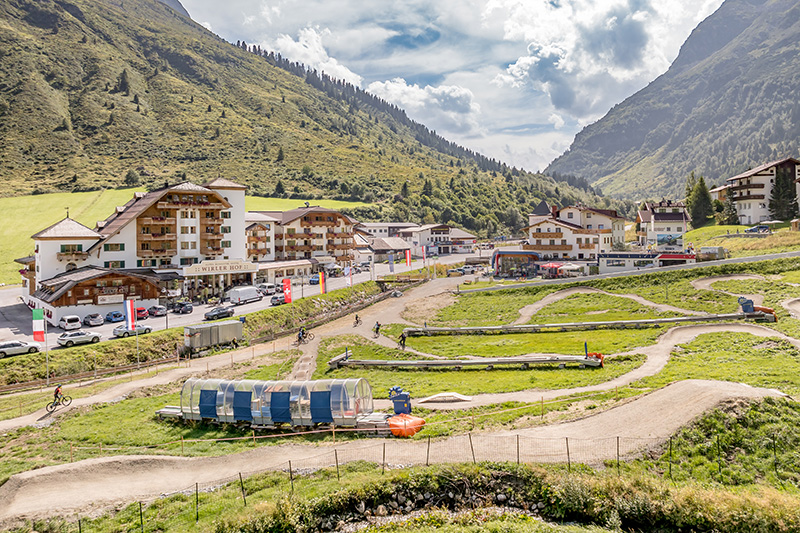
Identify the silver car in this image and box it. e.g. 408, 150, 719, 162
83, 313, 105, 327
0, 340, 41, 358
148, 305, 168, 317
112, 324, 152, 338
57, 330, 101, 347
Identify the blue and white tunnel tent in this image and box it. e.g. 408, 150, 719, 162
179, 377, 374, 427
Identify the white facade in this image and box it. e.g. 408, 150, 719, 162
636, 201, 690, 252
358, 222, 419, 238
399, 224, 452, 257
726, 158, 800, 224
524, 204, 625, 259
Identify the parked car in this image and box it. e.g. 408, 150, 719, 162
745, 224, 770, 233
57, 330, 101, 347
58, 315, 82, 331
271, 294, 286, 306
461, 266, 477, 274
359, 261, 371, 270
112, 324, 152, 338
0, 340, 41, 358
135, 307, 149, 320
256, 283, 277, 295
204, 307, 235, 321
105, 310, 125, 323
447, 268, 463, 277
226, 286, 262, 305
309, 274, 320, 285
173, 301, 194, 314
148, 305, 167, 317
83, 313, 104, 327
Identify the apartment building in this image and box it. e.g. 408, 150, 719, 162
726, 157, 800, 224
523, 204, 625, 260
635, 200, 690, 252
357, 222, 419, 238
245, 212, 277, 263
254, 207, 357, 265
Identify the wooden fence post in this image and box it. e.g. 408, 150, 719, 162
468, 433, 476, 464
565, 437, 571, 472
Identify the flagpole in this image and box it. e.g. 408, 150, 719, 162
45, 317, 50, 387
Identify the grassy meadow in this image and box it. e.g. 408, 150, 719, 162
0, 190, 370, 285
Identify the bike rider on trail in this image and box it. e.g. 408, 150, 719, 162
54, 384, 62, 402
298, 326, 307, 343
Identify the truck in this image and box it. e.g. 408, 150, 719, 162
226, 285, 263, 305
184, 320, 243, 354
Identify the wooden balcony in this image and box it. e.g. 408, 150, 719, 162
301, 219, 336, 227
201, 247, 224, 256
201, 233, 223, 240
56, 251, 89, 261
326, 231, 354, 239
529, 231, 563, 238
283, 245, 314, 252
328, 243, 354, 251
525, 244, 573, 251
138, 249, 176, 257
200, 218, 223, 225
729, 182, 764, 192
335, 254, 355, 263
138, 233, 177, 241
732, 194, 765, 201
138, 217, 176, 225
578, 243, 596, 249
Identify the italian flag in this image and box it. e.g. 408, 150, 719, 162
32, 309, 45, 342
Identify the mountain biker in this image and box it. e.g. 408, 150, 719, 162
353, 314, 360, 326
374, 321, 381, 336
54, 384, 62, 402
298, 326, 306, 343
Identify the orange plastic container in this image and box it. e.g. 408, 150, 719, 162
587, 353, 604, 367
388, 413, 426, 437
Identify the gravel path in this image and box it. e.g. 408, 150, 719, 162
690, 274, 766, 306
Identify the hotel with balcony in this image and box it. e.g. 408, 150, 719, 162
725, 157, 800, 225
522, 204, 625, 260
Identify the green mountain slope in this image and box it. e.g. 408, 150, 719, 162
0, 0, 633, 233
545, 0, 800, 198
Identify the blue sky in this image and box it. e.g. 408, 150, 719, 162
181, 0, 724, 172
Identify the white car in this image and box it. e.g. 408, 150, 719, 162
57, 330, 101, 347
0, 340, 41, 358
112, 324, 152, 338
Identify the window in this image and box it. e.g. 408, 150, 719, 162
221, 240, 231, 248
287, 228, 296, 235
549, 239, 555, 245
112, 279, 123, 287
180, 257, 198, 266
103, 243, 125, 252
536, 228, 541, 233
221, 226, 231, 234
141, 226, 150, 234
666, 227, 671, 232
181, 226, 190, 234
205, 211, 215, 219
83, 289, 90, 296
159, 259, 171, 266
160, 211, 170, 218
103, 261, 125, 268
141, 243, 150, 251
60, 244, 83, 253
634, 260, 653, 267
586, 213, 592, 218
221, 211, 231, 219
587, 224, 593, 229
567, 212, 573, 219
598, 224, 605, 229
181, 242, 190, 250
606, 259, 626, 267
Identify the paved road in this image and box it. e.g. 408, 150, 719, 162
0, 256, 468, 347
462, 250, 800, 293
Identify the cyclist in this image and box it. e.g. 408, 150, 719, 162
298, 326, 307, 343
399, 332, 407, 350
373, 321, 381, 337
53, 384, 63, 403
353, 314, 361, 326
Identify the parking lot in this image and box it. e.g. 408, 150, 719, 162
0, 255, 469, 351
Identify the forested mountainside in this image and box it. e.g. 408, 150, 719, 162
546, 0, 800, 199
0, 0, 634, 234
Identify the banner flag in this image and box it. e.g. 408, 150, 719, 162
388, 253, 395, 273
319, 271, 326, 294
32, 309, 45, 342
283, 278, 292, 303
124, 299, 136, 330
422, 247, 426, 261
344, 266, 352, 287
405, 249, 412, 266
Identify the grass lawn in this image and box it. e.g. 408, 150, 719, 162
0, 188, 146, 285
685, 225, 800, 258
529, 293, 682, 324
244, 196, 371, 211
432, 288, 558, 327
604, 279, 739, 313
404, 328, 665, 358
312, 335, 646, 398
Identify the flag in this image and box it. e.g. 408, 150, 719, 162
422, 247, 426, 261
32, 309, 45, 342
344, 267, 352, 287
388, 253, 395, 273
405, 249, 411, 266
124, 299, 136, 330
319, 271, 326, 294
282, 278, 292, 303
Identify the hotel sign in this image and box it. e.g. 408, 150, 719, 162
184, 259, 258, 276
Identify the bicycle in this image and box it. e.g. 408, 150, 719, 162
296, 332, 315, 345
46, 395, 72, 413
353, 316, 363, 327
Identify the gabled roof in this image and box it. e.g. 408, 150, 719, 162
530, 199, 551, 216
245, 212, 279, 223
709, 185, 729, 193
565, 205, 624, 220
369, 237, 411, 252
32, 218, 102, 240
652, 212, 690, 222
203, 177, 247, 190
727, 157, 800, 182
33, 266, 160, 303
450, 228, 477, 239
399, 224, 450, 234
524, 218, 584, 231
88, 182, 231, 253
255, 206, 357, 225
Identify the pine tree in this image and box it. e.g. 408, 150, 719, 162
400, 181, 409, 198
276, 147, 284, 162
274, 180, 285, 195
769, 165, 799, 220
688, 176, 713, 227
716, 194, 740, 225
116, 69, 130, 95
422, 179, 433, 196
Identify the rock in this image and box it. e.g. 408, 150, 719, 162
389, 500, 399, 509
397, 494, 406, 504
376, 505, 388, 517
448, 491, 454, 499
537, 502, 545, 509
337, 521, 346, 530
356, 501, 366, 514
497, 494, 507, 503
424, 492, 432, 500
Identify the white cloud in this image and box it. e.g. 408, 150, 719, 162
367, 78, 483, 135
548, 113, 565, 130
271, 27, 363, 86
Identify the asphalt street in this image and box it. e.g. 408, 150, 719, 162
0, 255, 468, 348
